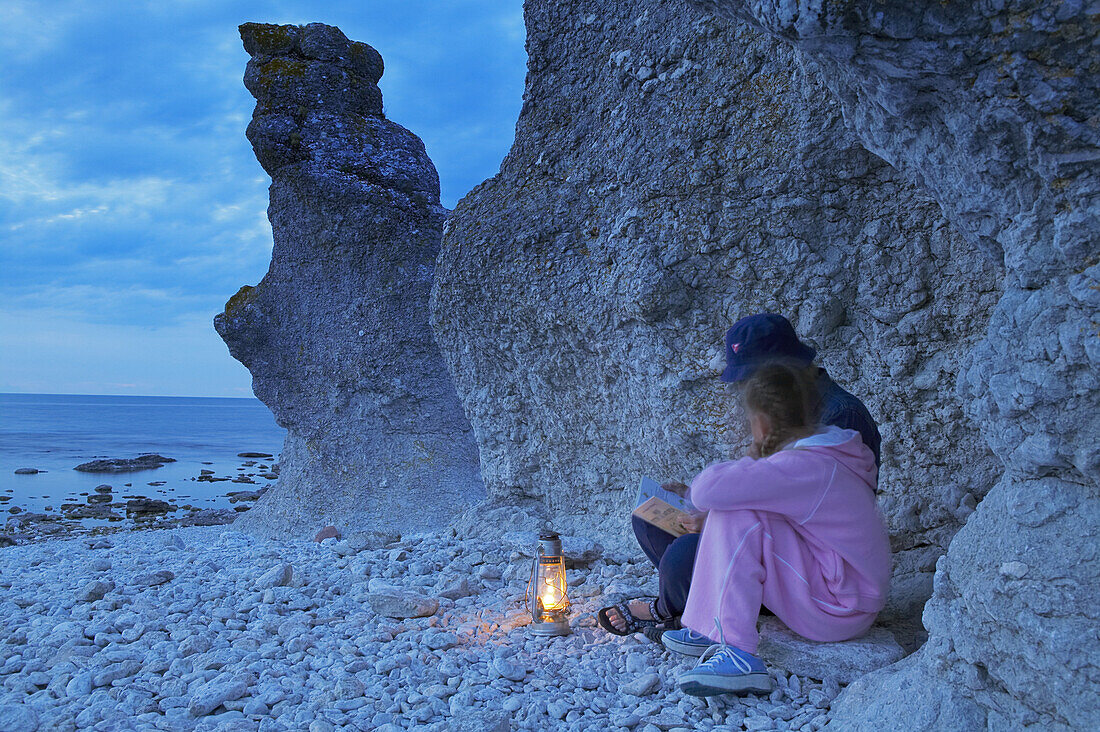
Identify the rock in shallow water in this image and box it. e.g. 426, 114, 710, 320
125, 498, 171, 515
181, 509, 237, 527
74, 455, 175, 473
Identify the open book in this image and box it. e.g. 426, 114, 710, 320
632, 476, 697, 537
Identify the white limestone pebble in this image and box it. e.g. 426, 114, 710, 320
0, 703, 37, 732
77, 579, 113, 602
623, 672, 661, 696
439, 577, 473, 600
424, 630, 459, 650
188, 676, 249, 716
254, 562, 293, 589
64, 671, 93, 697
133, 569, 174, 586
92, 659, 141, 687
492, 657, 527, 682
578, 672, 602, 690
368, 587, 439, 618
178, 634, 212, 657
477, 565, 502, 580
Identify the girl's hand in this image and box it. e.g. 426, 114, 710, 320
662, 480, 690, 498
678, 511, 706, 534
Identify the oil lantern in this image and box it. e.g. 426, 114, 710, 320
525, 529, 570, 636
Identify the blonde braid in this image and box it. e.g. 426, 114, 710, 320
744, 361, 819, 458
760, 428, 792, 458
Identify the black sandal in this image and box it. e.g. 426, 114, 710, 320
642, 617, 682, 644
597, 598, 674, 636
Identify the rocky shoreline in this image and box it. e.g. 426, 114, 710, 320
2, 455, 279, 546
0, 525, 907, 731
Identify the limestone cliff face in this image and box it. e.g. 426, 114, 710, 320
215, 23, 484, 538
431, 0, 1001, 636
687, 1, 1100, 729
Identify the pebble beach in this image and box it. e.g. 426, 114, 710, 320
0, 525, 847, 731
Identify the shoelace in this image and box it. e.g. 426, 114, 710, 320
698, 617, 756, 674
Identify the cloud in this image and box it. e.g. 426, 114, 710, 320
0, 0, 526, 395
0, 0, 82, 63
0, 308, 254, 397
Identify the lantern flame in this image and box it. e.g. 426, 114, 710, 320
540, 577, 566, 611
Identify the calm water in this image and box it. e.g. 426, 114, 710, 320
0, 393, 285, 523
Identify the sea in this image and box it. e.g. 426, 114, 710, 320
0, 393, 286, 533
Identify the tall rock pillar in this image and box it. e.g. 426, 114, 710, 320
215, 23, 484, 538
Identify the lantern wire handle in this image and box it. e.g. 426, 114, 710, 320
524, 541, 542, 615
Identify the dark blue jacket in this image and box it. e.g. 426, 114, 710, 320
817, 368, 881, 469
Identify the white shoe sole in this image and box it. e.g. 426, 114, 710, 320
679, 671, 772, 696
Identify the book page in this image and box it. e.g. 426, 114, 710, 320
635, 476, 696, 513
632, 496, 692, 537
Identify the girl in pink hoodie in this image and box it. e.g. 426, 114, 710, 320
663, 362, 891, 696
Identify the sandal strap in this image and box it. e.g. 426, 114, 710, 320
599, 597, 672, 636
615, 602, 642, 633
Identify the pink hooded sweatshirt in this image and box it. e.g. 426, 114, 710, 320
681, 426, 890, 653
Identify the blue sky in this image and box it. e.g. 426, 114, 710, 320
0, 0, 525, 397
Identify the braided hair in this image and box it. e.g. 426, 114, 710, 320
743, 361, 821, 458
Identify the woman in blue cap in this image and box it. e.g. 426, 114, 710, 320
598, 313, 881, 637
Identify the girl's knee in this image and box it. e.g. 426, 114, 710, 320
659, 533, 699, 574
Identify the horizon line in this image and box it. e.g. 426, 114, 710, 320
0, 391, 261, 400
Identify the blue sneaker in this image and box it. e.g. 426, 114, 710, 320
661, 627, 716, 656
678, 621, 772, 696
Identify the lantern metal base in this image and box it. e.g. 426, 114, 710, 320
529, 618, 570, 637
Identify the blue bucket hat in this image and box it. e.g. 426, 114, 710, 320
720, 313, 817, 382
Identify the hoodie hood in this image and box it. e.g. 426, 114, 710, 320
788, 425, 878, 491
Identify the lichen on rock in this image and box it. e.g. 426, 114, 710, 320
215, 23, 484, 538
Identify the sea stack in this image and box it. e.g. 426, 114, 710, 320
215, 23, 484, 538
